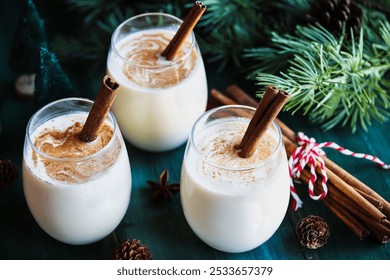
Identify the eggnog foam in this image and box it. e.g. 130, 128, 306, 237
30, 114, 119, 184
189, 120, 279, 195
113, 29, 197, 88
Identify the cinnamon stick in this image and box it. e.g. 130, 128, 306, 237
355, 189, 383, 211
236, 86, 279, 150
326, 168, 386, 222
206, 98, 219, 111
300, 167, 371, 240
238, 88, 289, 158
283, 134, 386, 223
225, 85, 258, 108
79, 75, 120, 142
275, 114, 390, 218
161, 1, 206, 60
382, 218, 390, 229
275, 118, 297, 143
300, 169, 364, 218
301, 164, 386, 241
210, 88, 236, 106
338, 165, 390, 217
358, 214, 390, 243
326, 182, 386, 230
324, 199, 370, 240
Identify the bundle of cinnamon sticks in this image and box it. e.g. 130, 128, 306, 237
209, 85, 390, 243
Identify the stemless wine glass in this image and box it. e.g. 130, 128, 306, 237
107, 12, 208, 152
180, 105, 290, 253
23, 98, 131, 245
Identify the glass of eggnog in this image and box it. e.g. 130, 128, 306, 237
23, 98, 131, 245
180, 105, 290, 253
107, 13, 208, 152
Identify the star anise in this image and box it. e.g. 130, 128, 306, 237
147, 169, 180, 203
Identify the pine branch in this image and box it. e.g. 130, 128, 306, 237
196, 0, 264, 68
245, 24, 343, 76
198, 0, 309, 69
255, 21, 390, 132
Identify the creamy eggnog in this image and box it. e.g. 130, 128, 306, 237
107, 13, 207, 152
180, 106, 290, 253
23, 98, 131, 245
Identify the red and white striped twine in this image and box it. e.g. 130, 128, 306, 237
289, 132, 389, 211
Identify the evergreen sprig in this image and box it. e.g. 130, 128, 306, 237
197, 0, 264, 69
198, 0, 308, 69
254, 22, 390, 132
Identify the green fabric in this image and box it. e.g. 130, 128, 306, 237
0, 0, 389, 260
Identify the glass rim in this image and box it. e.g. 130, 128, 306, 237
26, 97, 118, 163
190, 105, 283, 171
110, 12, 197, 70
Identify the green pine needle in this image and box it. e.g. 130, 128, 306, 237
199, 0, 309, 68
255, 21, 390, 132
197, 0, 265, 68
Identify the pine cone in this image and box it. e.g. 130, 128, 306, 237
296, 215, 330, 249
305, 0, 363, 37
0, 159, 18, 189
113, 239, 153, 260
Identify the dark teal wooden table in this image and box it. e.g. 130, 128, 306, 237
1, 0, 389, 260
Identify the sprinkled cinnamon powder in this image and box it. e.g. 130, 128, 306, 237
32, 121, 119, 183
120, 31, 197, 88
199, 124, 277, 169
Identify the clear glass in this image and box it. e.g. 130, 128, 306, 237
22, 98, 131, 245
180, 105, 290, 253
107, 12, 208, 152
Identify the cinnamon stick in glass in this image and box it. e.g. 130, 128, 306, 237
161, 1, 206, 60
238, 87, 289, 158
210, 88, 236, 106
79, 75, 120, 142
236, 86, 279, 150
